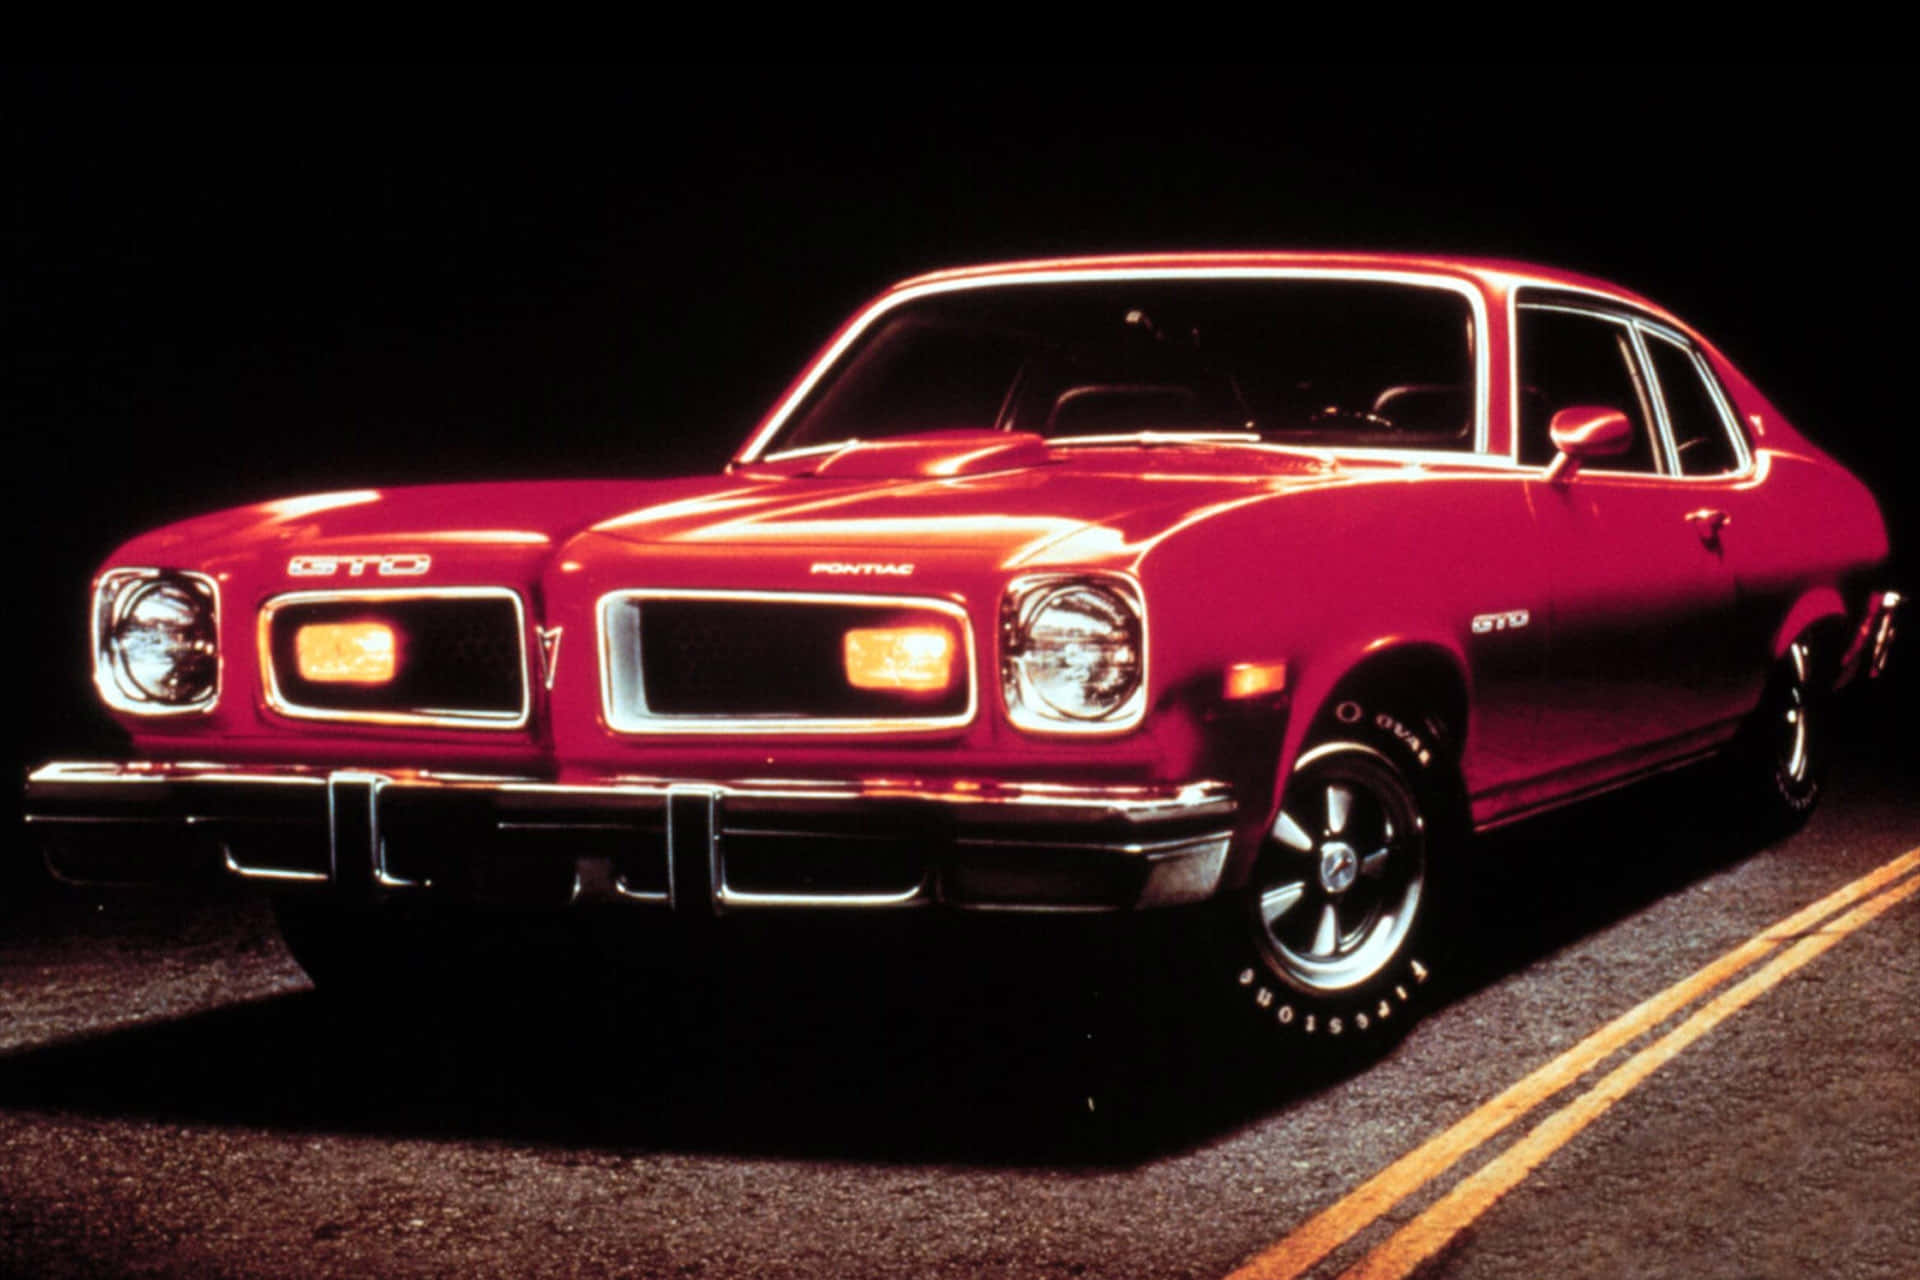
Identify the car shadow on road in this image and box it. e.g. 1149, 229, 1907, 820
0, 749, 1868, 1170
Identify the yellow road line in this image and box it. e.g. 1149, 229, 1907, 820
1341, 869, 1920, 1280
1226, 845, 1920, 1280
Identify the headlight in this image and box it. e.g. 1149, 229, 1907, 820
1001, 575, 1146, 732
94, 569, 220, 713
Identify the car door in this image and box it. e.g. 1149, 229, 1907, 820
1515, 299, 1741, 787
1633, 321, 1771, 716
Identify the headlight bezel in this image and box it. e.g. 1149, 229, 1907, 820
1000, 572, 1148, 734
93, 567, 222, 716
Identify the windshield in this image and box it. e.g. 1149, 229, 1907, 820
764, 278, 1478, 456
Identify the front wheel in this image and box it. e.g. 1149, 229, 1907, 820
1245, 740, 1428, 1021
1208, 712, 1459, 1055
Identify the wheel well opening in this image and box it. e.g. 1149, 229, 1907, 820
1799, 616, 1851, 684
1315, 648, 1469, 760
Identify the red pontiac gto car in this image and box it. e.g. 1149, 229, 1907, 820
25, 253, 1903, 1052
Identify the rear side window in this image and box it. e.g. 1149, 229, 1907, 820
1644, 333, 1744, 476
1516, 306, 1663, 472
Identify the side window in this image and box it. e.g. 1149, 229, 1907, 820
1516, 306, 1663, 472
1644, 332, 1744, 476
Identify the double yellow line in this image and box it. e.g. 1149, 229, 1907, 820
1228, 845, 1920, 1280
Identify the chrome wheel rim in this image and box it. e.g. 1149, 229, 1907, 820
1252, 742, 1425, 994
1774, 641, 1814, 789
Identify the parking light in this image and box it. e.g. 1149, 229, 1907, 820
295, 621, 398, 684
844, 626, 955, 692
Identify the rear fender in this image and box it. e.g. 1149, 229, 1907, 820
1771, 585, 1847, 666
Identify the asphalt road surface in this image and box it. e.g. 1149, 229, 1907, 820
5, 719, 1915, 1279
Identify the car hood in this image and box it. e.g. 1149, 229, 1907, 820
111, 437, 1351, 586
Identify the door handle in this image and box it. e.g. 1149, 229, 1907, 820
1685, 508, 1731, 544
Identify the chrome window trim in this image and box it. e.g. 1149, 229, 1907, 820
257, 586, 532, 730
596, 588, 979, 736
740, 267, 1494, 462
1000, 570, 1150, 736
1625, 322, 1683, 476
1635, 325, 1755, 478
92, 567, 223, 717
1511, 293, 1758, 484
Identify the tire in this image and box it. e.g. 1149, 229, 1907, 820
1212, 704, 1460, 1055
1731, 636, 1830, 834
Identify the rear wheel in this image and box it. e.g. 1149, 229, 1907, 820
1733, 636, 1830, 833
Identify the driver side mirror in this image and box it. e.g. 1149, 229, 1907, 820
1544, 406, 1633, 486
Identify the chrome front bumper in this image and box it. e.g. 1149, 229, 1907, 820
23, 761, 1236, 913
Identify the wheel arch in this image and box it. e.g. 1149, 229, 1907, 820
1232, 638, 1472, 890
1293, 640, 1471, 765
1769, 585, 1852, 681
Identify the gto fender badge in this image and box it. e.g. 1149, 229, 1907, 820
1471, 609, 1530, 634
288, 554, 432, 578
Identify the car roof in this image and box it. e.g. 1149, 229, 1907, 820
889, 252, 1678, 326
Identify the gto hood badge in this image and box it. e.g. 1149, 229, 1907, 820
537, 626, 564, 690
288, 554, 432, 578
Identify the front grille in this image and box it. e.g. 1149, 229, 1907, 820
262, 589, 528, 727
600, 590, 974, 732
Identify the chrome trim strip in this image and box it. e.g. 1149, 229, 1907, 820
596, 588, 978, 736
27, 760, 1234, 824
1637, 325, 1756, 477
951, 831, 1227, 857
739, 266, 1493, 463
27, 760, 332, 788
92, 567, 223, 717
257, 587, 532, 730
1872, 591, 1902, 677
24, 813, 184, 824
717, 882, 930, 911
1625, 322, 1682, 477
223, 843, 329, 884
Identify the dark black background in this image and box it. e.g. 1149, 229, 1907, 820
7, 64, 1913, 805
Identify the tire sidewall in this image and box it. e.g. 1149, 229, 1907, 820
1741, 637, 1831, 831
1219, 699, 1459, 1052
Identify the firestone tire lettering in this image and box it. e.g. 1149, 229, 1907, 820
1211, 697, 1458, 1056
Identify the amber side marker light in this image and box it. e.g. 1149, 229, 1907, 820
844, 626, 955, 692
1224, 660, 1288, 700
295, 621, 398, 684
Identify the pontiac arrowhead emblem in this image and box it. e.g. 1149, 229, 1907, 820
537, 626, 564, 690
